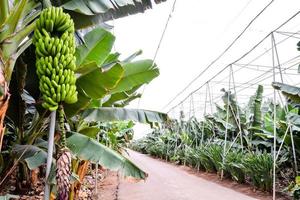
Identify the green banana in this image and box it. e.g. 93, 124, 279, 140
33, 7, 78, 111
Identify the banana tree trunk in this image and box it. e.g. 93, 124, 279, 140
0, 60, 10, 152
69, 160, 90, 199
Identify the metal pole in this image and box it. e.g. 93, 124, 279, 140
230, 65, 243, 151
221, 67, 231, 180
44, 111, 56, 200
200, 84, 208, 147
95, 133, 100, 197
207, 82, 217, 138
272, 32, 277, 200
277, 92, 298, 173
272, 33, 298, 174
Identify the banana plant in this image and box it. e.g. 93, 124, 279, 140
98, 121, 135, 152
131, 84, 298, 193
246, 85, 264, 128
0, 4, 169, 197
54, 26, 165, 199
0, 0, 41, 151
0, 0, 168, 152
60, 0, 167, 29
244, 85, 264, 149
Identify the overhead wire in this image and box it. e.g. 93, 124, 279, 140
276, 31, 300, 40
162, 0, 275, 111
212, 31, 300, 87
137, 0, 178, 108
211, 59, 300, 102
167, 10, 300, 113
223, 0, 254, 32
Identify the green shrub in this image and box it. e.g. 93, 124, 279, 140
224, 150, 245, 183
206, 144, 224, 174
196, 146, 216, 172
242, 152, 273, 191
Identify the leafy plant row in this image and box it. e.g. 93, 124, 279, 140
0, 11, 167, 198
131, 85, 300, 198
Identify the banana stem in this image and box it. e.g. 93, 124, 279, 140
45, 111, 56, 200
95, 133, 100, 196
43, 0, 52, 8
58, 104, 66, 147
0, 0, 9, 25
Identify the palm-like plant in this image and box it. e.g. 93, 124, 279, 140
0, 0, 170, 197
0, 0, 168, 151
133, 83, 300, 195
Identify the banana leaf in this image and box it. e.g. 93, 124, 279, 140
0, 194, 19, 200
272, 82, 300, 105
111, 59, 159, 94
81, 107, 168, 124
61, 0, 167, 29
77, 63, 124, 99
75, 27, 115, 73
12, 133, 148, 180
11, 144, 48, 170
246, 85, 263, 128
67, 132, 147, 179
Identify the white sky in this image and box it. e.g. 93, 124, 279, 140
112, 0, 300, 139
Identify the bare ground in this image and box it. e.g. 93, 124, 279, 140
117, 150, 290, 200
1, 150, 291, 200
96, 171, 119, 200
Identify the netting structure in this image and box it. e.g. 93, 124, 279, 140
163, 10, 300, 200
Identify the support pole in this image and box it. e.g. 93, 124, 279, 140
207, 82, 216, 138
192, 94, 195, 117
188, 94, 193, 120
272, 32, 277, 200
45, 111, 56, 200
272, 80, 277, 200
207, 82, 214, 114
221, 67, 232, 180
230, 65, 243, 151
95, 133, 100, 197
200, 83, 208, 147
272, 33, 298, 174
277, 91, 298, 173
166, 137, 170, 161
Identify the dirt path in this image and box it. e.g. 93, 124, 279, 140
118, 150, 258, 200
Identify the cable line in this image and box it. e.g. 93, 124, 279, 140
137, 0, 178, 108
167, 10, 300, 113
162, 0, 274, 111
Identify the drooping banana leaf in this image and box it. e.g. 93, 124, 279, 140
11, 144, 48, 170
272, 82, 300, 105
287, 113, 300, 132
11, 134, 148, 180
61, 0, 167, 29
0, 194, 19, 200
81, 107, 168, 124
67, 132, 147, 179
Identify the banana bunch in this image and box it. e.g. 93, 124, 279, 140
33, 7, 77, 111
